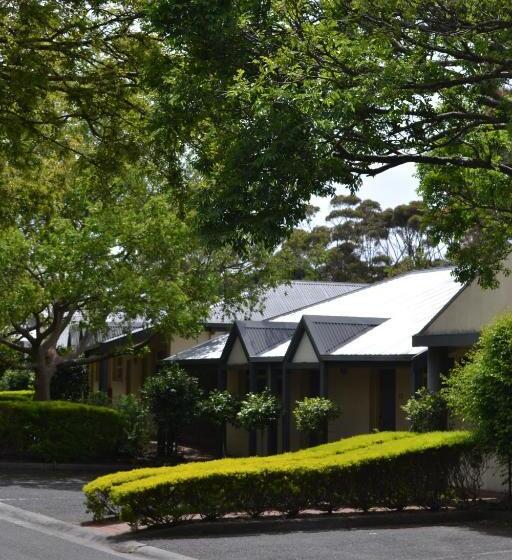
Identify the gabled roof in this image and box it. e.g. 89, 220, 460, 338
273, 267, 464, 359
221, 321, 297, 362
285, 316, 387, 361
207, 281, 366, 326
164, 334, 229, 363
166, 267, 464, 364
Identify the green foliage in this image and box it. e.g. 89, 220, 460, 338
236, 390, 281, 432
114, 395, 151, 459
84, 431, 474, 525
0, 390, 34, 401
293, 397, 340, 434
50, 364, 89, 401
445, 314, 512, 494
148, 0, 512, 284
85, 392, 111, 408
402, 388, 448, 433
142, 365, 202, 457
0, 369, 33, 391
200, 389, 239, 426
0, 400, 123, 462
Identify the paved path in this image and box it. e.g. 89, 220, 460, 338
141, 522, 512, 560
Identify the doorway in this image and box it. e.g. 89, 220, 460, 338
378, 369, 396, 431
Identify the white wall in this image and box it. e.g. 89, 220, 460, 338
291, 334, 319, 363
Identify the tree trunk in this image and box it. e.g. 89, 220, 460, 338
33, 352, 57, 401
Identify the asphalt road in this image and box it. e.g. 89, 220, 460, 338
142, 522, 512, 560
0, 469, 107, 523
0, 519, 131, 560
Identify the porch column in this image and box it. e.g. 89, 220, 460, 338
217, 365, 227, 457
427, 348, 442, 392
319, 362, 328, 443
411, 355, 424, 395
282, 364, 291, 452
248, 363, 257, 455
319, 362, 328, 397
267, 363, 278, 455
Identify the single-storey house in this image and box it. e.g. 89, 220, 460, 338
168, 265, 512, 457
86, 281, 365, 401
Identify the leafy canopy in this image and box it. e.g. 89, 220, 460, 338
148, 0, 512, 284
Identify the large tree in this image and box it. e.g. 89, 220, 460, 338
0, 1, 147, 169
147, 0, 512, 284
0, 140, 274, 400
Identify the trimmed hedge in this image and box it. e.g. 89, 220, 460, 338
0, 390, 34, 401
0, 400, 124, 462
84, 431, 474, 526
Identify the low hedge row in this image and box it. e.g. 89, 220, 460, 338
0, 400, 124, 462
0, 390, 34, 401
84, 431, 473, 526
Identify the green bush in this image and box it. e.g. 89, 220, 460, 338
402, 387, 448, 432
85, 391, 111, 407
142, 365, 202, 458
0, 400, 124, 462
51, 363, 89, 401
0, 390, 34, 401
445, 314, 512, 497
0, 369, 34, 390
237, 390, 281, 431
115, 395, 151, 459
293, 397, 340, 434
84, 431, 474, 526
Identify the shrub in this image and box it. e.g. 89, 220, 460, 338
200, 389, 240, 457
0, 400, 123, 462
445, 314, 512, 498
0, 369, 34, 390
0, 390, 34, 401
115, 395, 151, 459
237, 390, 281, 431
402, 387, 448, 432
293, 397, 340, 436
84, 431, 474, 526
51, 363, 89, 401
142, 365, 202, 458
85, 391, 111, 407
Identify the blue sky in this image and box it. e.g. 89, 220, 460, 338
312, 163, 419, 225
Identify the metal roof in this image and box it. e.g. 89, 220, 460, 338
231, 321, 297, 359
273, 268, 464, 358
164, 334, 229, 363
301, 316, 387, 356
207, 281, 366, 325
167, 268, 464, 363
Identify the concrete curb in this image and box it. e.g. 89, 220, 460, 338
121, 508, 508, 541
0, 501, 195, 560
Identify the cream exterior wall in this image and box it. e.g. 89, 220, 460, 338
327, 366, 372, 439
291, 334, 319, 363
227, 338, 248, 366
423, 268, 512, 335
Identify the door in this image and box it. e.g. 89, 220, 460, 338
379, 369, 396, 431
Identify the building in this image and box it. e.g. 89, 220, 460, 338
169, 267, 488, 456
86, 281, 365, 401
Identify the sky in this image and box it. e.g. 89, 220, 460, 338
311, 163, 419, 225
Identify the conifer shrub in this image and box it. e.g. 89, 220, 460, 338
84, 431, 474, 526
